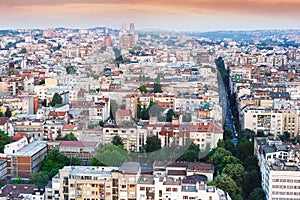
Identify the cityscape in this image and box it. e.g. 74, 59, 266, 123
0, 1, 300, 200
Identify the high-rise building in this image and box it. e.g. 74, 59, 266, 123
129, 23, 135, 34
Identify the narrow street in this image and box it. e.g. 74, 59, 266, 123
217, 71, 238, 145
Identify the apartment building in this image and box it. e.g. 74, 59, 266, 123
50, 162, 229, 200
51, 166, 118, 200
242, 107, 300, 137
10, 141, 47, 178
256, 139, 300, 200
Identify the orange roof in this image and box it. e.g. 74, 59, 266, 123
62, 124, 77, 130
12, 133, 26, 141
49, 111, 66, 117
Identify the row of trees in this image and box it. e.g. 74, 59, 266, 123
204, 138, 264, 200
138, 83, 162, 94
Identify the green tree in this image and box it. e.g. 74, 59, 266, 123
248, 188, 264, 200
50, 93, 62, 107
0, 130, 12, 153
29, 172, 49, 186
166, 109, 179, 122
11, 177, 24, 184
56, 132, 78, 141
39, 79, 45, 85
152, 83, 162, 93
0, 112, 3, 117
240, 129, 255, 141
145, 135, 161, 153
215, 174, 242, 198
138, 85, 148, 93
242, 169, 261, 198
5, 108, 12, 117
222, 163, 245, 185
93, 144, 130, 166
243, 155, 259, 172
99, 120, 105, 127
238, 141, 253, 162
208, 147, 232, 173
41, 150, 70, 179
178, 142, 199, 162
110, 99, 119, 120
90, 157, 105, 166
224, 129, 232, 140
69, 157, 82, 165
66, 66, 76, 74
112, 135, 124, 148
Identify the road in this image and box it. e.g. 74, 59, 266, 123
217, 71, 238, 145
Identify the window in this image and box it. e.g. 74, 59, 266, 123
172, 188, 178, 192
166, 187, 171, 192
140, 187, 145, 191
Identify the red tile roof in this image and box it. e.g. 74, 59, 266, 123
49, 111, 66, 117
62, 124, 77, 130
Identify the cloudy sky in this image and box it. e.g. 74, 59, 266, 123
0, 0, 299, 31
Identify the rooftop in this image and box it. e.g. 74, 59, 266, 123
119, 162, 140, 174
0, 184, 42, 198
59, 141, 98, 148
14, 141, 47, 157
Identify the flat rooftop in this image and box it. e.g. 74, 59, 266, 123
62, 166, 118, 176
14, 141, 47, 157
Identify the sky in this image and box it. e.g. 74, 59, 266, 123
0, 0, 300, 31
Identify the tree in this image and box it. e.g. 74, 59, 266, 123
215, 174, 242, 198
224, 129, 232, 140
0, 130, 12, 153
145, 135, 161, 153
99, 120, 104, 127
112, 135, 124, 148
93, 144, 130, 166
29, 172, 49, 186
66, 66, 76, 74
138, 85, 148, 93
240, 129, 255, 141
166, 109, 179, 122
242, 169, 261, 198
178, 142, 199, 162
90, 157, 105, 166
56, 133, 78, 141
238, 141, 253, 162
248, 188, 264, 200
152, 83, 162, 93
50, 93, 62, 107
110, 99, 119, 120
0, 112, 3, 117
40, 150, 70, 179
69, 157, 82, 165
208, 147, 232, 173
5, 108, 12, 117
39, 80, 45, 85
222, 163, 245, 185
11, 177, 24, 184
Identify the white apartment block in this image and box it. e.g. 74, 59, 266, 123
259, 143, 300, 200
49, 162, 229, 200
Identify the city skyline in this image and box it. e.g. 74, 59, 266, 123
0, 0, 300, 31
